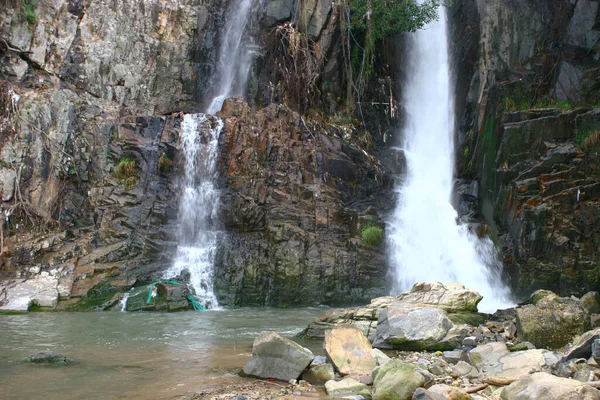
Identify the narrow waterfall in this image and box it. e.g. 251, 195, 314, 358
206, 0, 257, 114
388, 7, 511, 313
164, 115, 224, 309
163, 1, 259, 308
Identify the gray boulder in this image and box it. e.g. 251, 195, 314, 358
372, 359, 426, 400
243, 331, 314, 381
325, 378, 368, 396
563, 327, 600, 361
501, 372, 600, 400
516, 290, 590, 349
373, 306, 452, 350
324, 326, 377, 375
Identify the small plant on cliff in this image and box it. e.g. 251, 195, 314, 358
577, 129, 600, 151
157, 153, 171, 174
114, 156, 137, 189
361, 224, 384, 247
20, 0, 38, 25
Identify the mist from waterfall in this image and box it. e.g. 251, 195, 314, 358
388, 6, 512, 313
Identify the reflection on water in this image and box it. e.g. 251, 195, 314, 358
0, 308, 327, 400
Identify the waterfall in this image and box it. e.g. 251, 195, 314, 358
388, 7, 512, 313
162, 1, 260, 308
206, 0, 258, 114
164, 115, 223, 309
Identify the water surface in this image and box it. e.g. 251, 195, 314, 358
0, 308, 326, 399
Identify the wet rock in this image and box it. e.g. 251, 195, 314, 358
324, 326, 377, 375
302, 363, 335, 385
325, 378, 368, 396
372, 359, 426, 400
156, 283, 187, 302
516, 290, 590, 349
373, 306, 452, 351
243, 331, 314, 381
501, 372, 600, 400
24, 351, 73, 365
503, 321, 517, 340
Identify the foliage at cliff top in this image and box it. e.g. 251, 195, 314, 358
348, 0, 442, 41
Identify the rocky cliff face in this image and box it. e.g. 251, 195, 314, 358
0, 0, 396, 309
214, 98, 391, 306
454, 0, 600, 299
2, 0, 598, 311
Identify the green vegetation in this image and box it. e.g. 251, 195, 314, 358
361, 224, 384, 247
114, 156, 138, 189
22, 0, 37, 25
157, 153, 171, 173
348, 0, 441, 41
576, 129, 600, 151
500, 97, 516, 112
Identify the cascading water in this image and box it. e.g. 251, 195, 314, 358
388, 6, 512, 313
163, 115, 223, 309
206, 0, 257, 114
163, 0, 260, 308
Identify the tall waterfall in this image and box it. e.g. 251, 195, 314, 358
388, 7, 511, 313
164, 115, 223, 309
206, 0, 257, 114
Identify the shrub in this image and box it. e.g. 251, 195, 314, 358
361, 224, 384, 247
22, 0, 37, 25
114, 156, 137, 188
158, 153, 171, 173
577, 129, 600, 151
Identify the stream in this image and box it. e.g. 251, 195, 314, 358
0, 308, 327, 399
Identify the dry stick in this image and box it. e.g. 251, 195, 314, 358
465, 383, 489, 394
482, 376, 518, 386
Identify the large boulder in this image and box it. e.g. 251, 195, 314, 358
395, 282, 483, 312
302, 362, 335, 385
243, 331, 314, 381
299, 282, 483, 340
324, 326, 377, 375
516, 290, 590, 349
501, 372, 600, 400
372, 359, 426, 400
373, 306, 452, 351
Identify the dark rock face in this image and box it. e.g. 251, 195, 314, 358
453, 0, 600, 300
214, 99, 392, 306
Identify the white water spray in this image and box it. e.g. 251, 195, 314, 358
164, 115, 223, 309
120, 293, 130, 312
388, 7, 512, 313
207, 0, 257, 114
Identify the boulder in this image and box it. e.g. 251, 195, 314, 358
394, 282, 483, 312
325, 379, 368, 396
470, 342, 559, 379
302, 363, 335, 385
443, 350, 470, 365
516, 290, 590, 349
243, 331, 314, 381
324, 326, 377, 375
501, 372, 600, 400
373, 306, 452, 350
0, 275, 60, 311
156, 283, 187, 301
372, 359, 426, 400
24, 351, 73, 365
